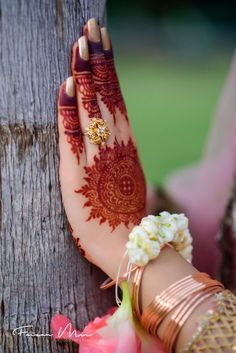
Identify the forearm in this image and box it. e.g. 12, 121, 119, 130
140, 246, 212, 352
101, 241, 225, 352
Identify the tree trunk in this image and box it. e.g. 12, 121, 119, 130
0, 1, 114, 352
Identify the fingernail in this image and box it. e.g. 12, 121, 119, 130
101, 27, 111, 50
78, 36, 89, 60
87, 18, 100, 42
65, 77, 75, 97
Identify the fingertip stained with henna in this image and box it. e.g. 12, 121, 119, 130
58, 82, 83, 164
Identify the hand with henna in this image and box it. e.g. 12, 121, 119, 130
58, 18, 146, 277
57, 21, 236, 353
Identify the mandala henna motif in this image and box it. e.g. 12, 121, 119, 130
59, 85, 83, 165
75, 139, 146, 231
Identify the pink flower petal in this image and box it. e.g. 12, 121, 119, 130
50, 283, 165, 353
51, 314, 83, 345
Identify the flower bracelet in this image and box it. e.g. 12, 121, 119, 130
126, 212, 193, 266
100, 212, 193, 291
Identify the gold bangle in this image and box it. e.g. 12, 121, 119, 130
132, 266, 145, 320
163, 286, 223, 353
140, 272, 222, 335
147, 279, 204, 335
183, 289, 236, 353
132, 243, 173, 320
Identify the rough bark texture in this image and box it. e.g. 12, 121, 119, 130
0, 1, 114, 352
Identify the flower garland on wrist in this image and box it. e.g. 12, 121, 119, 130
100, 212, 193, 292
126, 212, 193, 267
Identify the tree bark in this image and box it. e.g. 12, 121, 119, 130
0, 1, 114, 352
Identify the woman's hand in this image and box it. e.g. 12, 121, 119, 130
58, 18, 146, 276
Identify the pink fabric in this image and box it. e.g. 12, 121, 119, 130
165, 52, 236, 276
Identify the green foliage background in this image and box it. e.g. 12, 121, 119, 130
116, 56, 230, 185
107, 1, 235, 185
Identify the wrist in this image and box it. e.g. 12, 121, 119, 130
141, 246, 197, 310
87, 228, 130, 279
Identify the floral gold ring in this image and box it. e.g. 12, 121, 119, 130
85, 118, 111, 146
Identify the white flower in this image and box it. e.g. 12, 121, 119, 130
160, 212, 188, 228
174, 213, 188, 230
179, 244, 193, 262
140, 217, 158, 240
173, 229, 185, 243
159, 211, 170, 218
126, 246, 149, 266
158, 212, 178, 234
183, 229, 192, 245
126, 219, 161, 265
129, 226, 149, 244
146, 215, 159, 225
143, 239, 160, 259
126, 238, 160, 266
157, 226, 174, 244
126, 212, 193, 265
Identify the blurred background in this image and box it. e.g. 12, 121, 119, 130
106, 0, 236, 185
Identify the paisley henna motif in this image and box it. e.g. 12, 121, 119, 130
58, 85, 83, 165
75, 139, 146, 231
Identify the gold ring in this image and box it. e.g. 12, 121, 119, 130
85, 118, 111, 145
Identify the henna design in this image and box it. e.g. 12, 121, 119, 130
58, 84, 83, 164
88, 40, 127, 122
73, 237, 86, 257
90, 53, 115, 119
75, 138, 146, 231
68, 222, 86, 257
68, 222, 73, 235
104, 48, 128, 121
87, 41, 116, 119
71, 42, 128, 122
71, 45, 101, 119
74, 71, 101, 119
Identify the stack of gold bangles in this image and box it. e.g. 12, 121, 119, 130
101, 263, 236, 353
132, 267, 224, 353
132, 265, 236, 353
